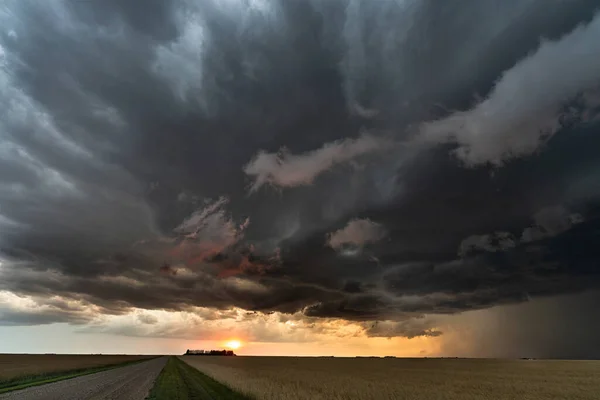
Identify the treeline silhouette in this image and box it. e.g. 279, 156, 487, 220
184, 349, 236, 356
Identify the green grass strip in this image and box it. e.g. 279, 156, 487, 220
147, 356, 250, 400
0, 357, 158, 394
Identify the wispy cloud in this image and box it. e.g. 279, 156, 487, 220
327, 218, 386, 251
458, 232, 517, 257
419, 12, 600, 166
171, 197, 249, 264
521, 206, 584, 243
244, 134, 390, 192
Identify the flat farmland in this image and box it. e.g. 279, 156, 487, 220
0, 357, 166, 400
0, 354, 155, 383
181, 356, 600, 400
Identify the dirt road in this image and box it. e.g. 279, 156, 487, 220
0, 356, 166, 400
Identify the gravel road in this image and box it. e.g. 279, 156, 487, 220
0, 356, 167, 400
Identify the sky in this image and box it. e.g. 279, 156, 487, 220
1, 0, 600, 358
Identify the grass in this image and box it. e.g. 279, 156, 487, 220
181, 356, 600, 400
0, 354, 156, 394
147, 356, 250, 400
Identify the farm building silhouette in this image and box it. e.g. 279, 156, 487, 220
184, 349, 236, 356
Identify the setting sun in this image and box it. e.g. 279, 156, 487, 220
224, 340, 242, 350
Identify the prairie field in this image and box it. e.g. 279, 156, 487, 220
181, 356, 600, 400
0, 354, 155, 382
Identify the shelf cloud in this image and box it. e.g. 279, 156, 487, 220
1, 0, 600, 356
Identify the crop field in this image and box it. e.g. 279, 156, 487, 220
181, 356, 600, 400
0, 354, 155, 387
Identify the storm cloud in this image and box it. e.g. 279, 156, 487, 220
419, 9, 600, 165
1, 0, 600, 353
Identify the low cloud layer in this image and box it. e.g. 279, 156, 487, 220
365, 318, 442, 339
1, 0, 600, 356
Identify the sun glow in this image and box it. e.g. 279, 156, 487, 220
224, 339, 242, 350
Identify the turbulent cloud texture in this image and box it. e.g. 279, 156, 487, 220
244, 134, 389, 192
1, 0, 600, 355
419, 11, 600, 165
326, 218, 386, 250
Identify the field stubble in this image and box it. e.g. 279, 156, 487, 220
181, 356, 600, 400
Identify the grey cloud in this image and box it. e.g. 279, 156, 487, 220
137, 313, 158, 325
171, 197, 249, 262
457, 206, 583, 256
79, 309, 348, 343
351, 104, 379, 119
365, 318, 442, 339
244, 134, 390, 192
521, 205, 584, 242
419, 11, 600, 166
0, 292, 99, 326
326, 218, 386, 250
0, 0, 600, 355
438, 291, 600, 359
458, 232, 517, 257
153, 2, 207, 104
0, 310, 90, 326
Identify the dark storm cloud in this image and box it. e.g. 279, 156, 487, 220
0, 310, 90, 327
365, 318, 442, 339
1, 0, 600, 350
439, 291, 600, 359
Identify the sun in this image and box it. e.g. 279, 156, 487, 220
224, 340, 242, 350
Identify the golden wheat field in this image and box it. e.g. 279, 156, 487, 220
0, 354, 154, 382
181, 356, 600, 400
